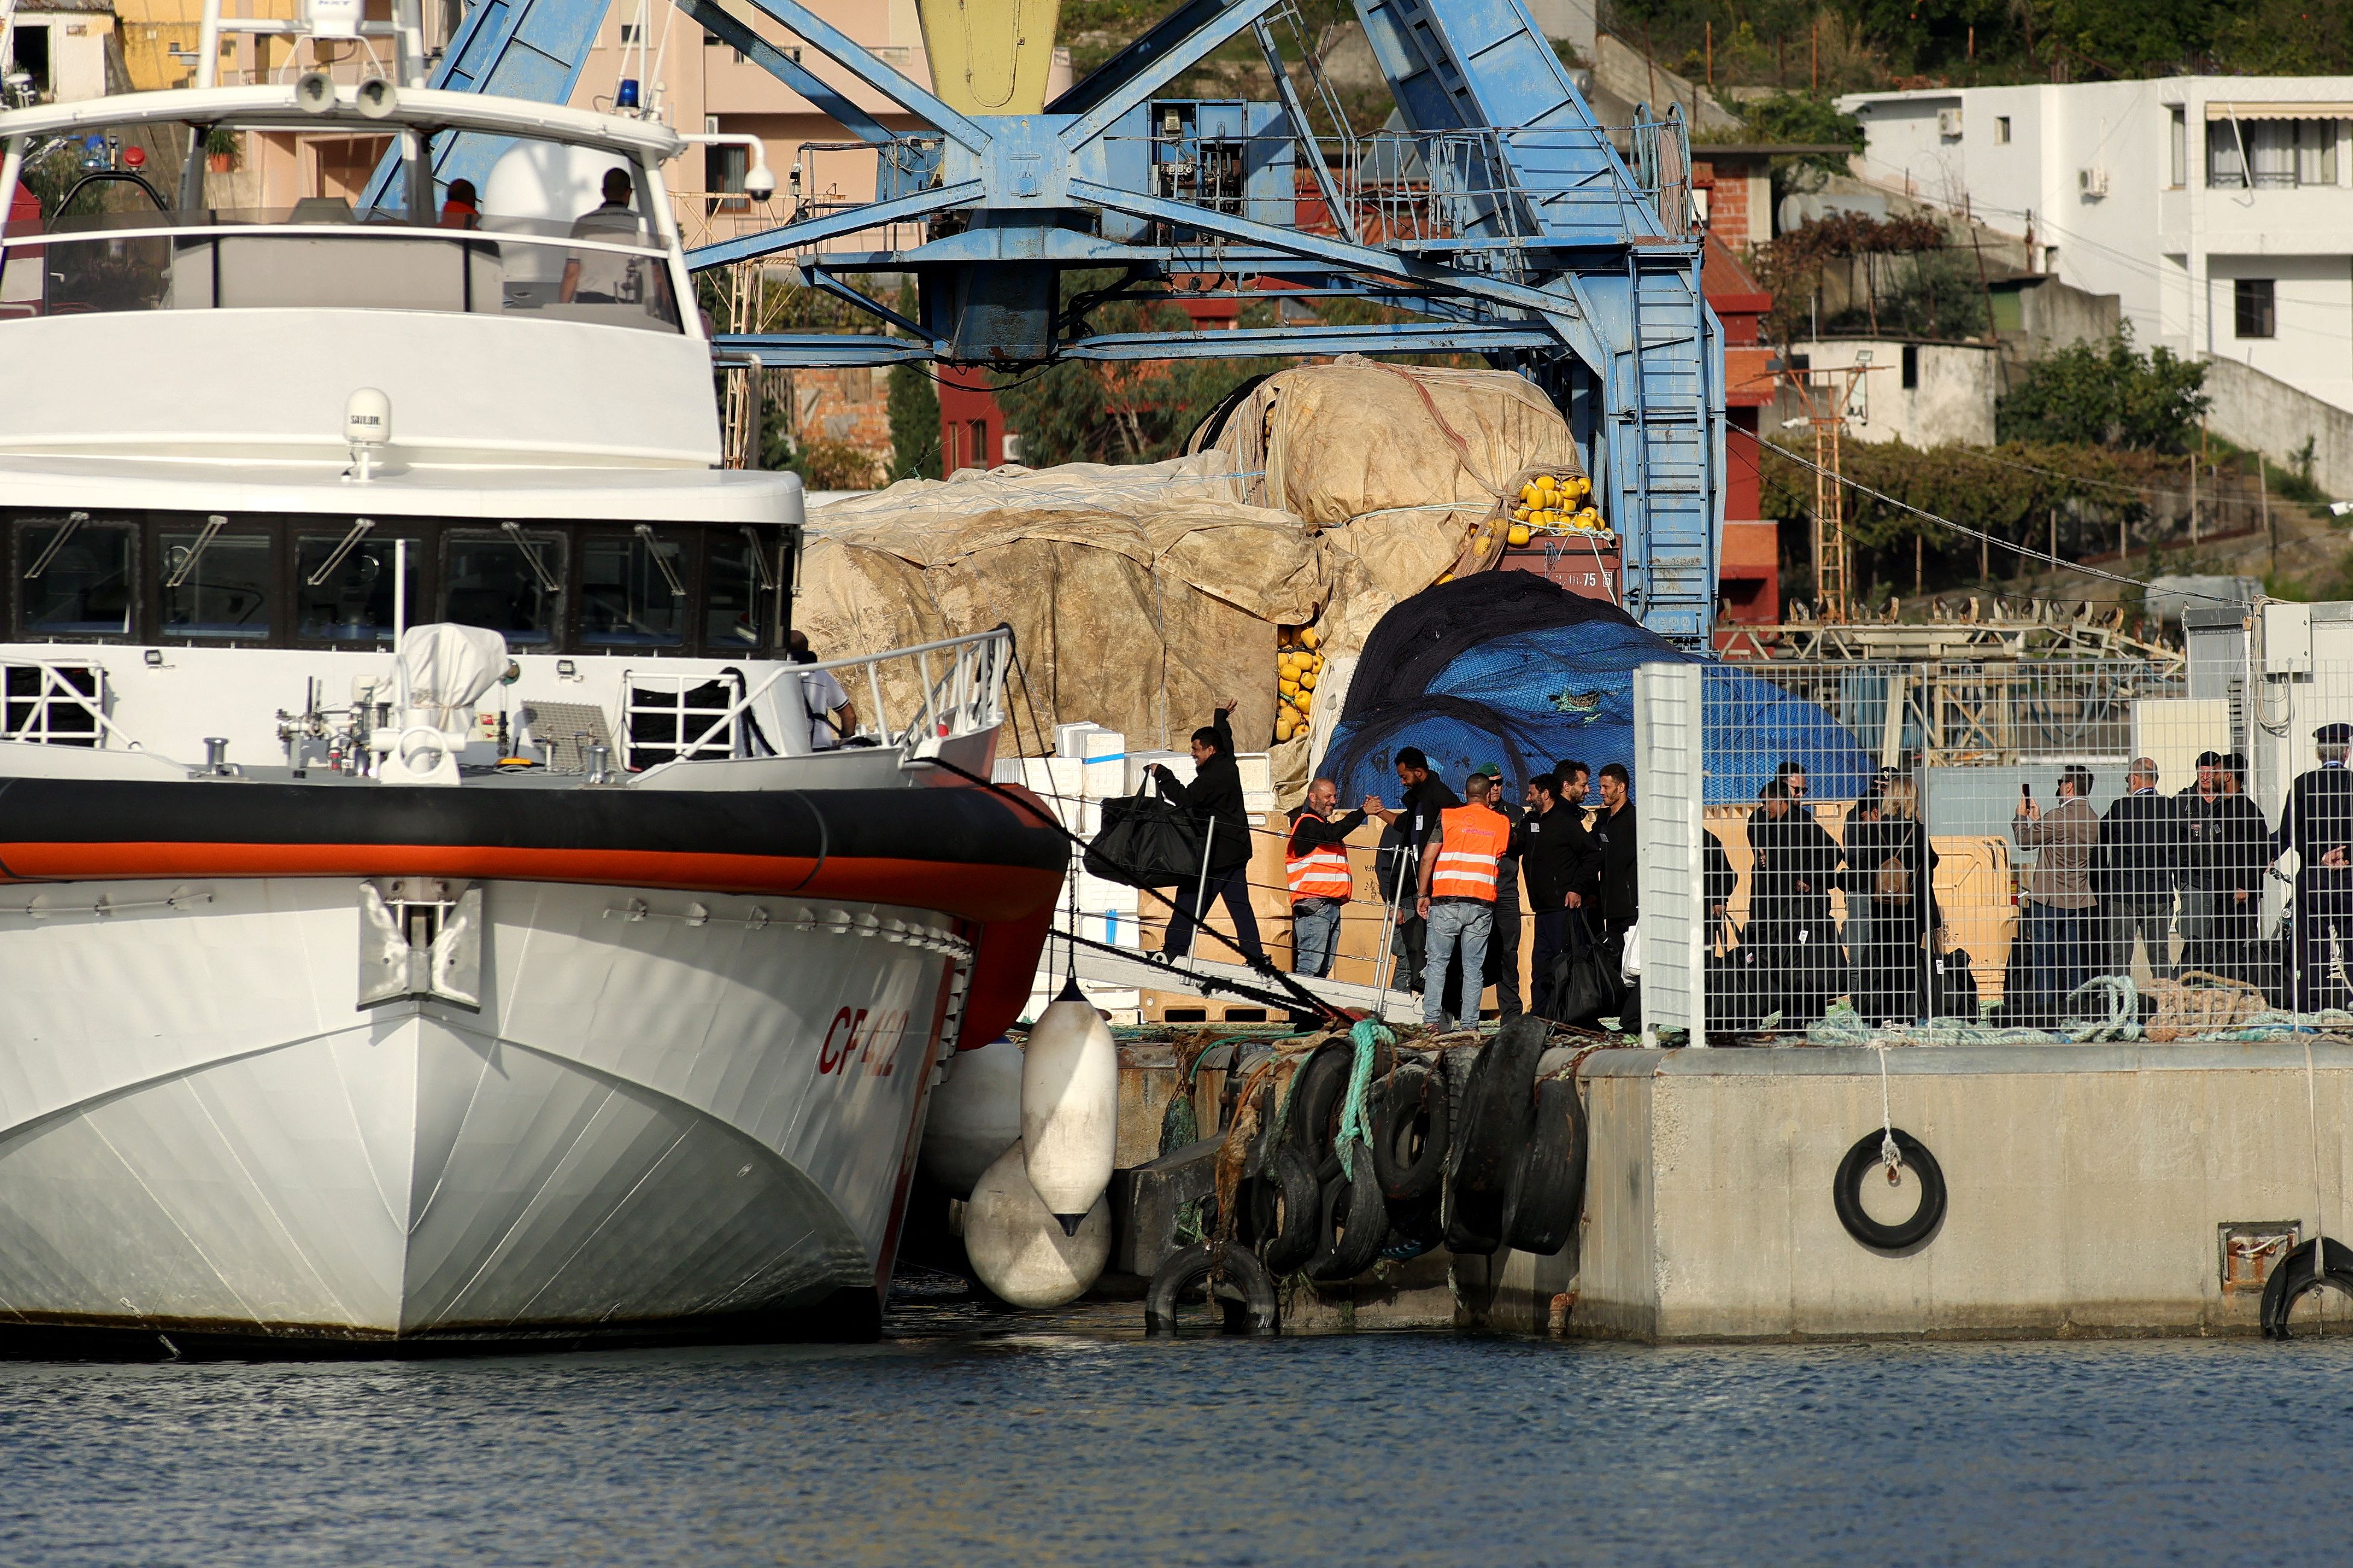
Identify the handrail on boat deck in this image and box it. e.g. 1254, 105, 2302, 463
0, 660, 140, 751
665, 625, 1013, 764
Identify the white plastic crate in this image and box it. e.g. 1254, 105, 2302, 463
1125, 750, 1193, 793
1076, 873, 1141, 914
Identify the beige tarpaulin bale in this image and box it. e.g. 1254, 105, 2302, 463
800, 454, 1324, 754
1198, 355, 1582, 665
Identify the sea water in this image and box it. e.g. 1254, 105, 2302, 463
3, 1313, 2347, 1565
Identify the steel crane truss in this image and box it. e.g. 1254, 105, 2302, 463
670, 0, 1720, 643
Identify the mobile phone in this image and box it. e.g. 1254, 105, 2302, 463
2020, 781, 2032, 799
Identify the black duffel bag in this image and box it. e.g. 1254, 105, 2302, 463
1084, 786, 1205, 889
1542, 913, 1624, 1026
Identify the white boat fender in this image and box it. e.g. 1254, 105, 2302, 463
1619, 920, 1642, 982
1020, 976, 1119, 1236
963, 1142, 1111, 1309
919, 1033, 1025, 1199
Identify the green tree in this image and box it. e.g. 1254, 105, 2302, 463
1996, 329, 2210, 453
988, 296, 1283, 466
886, 284, 941, 480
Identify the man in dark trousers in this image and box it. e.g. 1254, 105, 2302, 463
1589, 762, 1638, 974
2216, 753, 2271, 986
1471, 763, 1527, 1020
1365, 746, 1458, 994
2270, 723, 2353, 1012
1151, 700, 1269, 968
2099, 756, 2178, 981
2176, 750, 2231, 976
1519, 770, 1591, 1015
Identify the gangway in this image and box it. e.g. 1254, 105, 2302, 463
360, 0, 1727, 645
1067, 941, 1425, 1026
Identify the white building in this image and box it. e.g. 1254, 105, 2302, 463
1838, 78, 2353, 417
2, 0, 115, 106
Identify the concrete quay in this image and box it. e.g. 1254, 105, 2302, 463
1504, 1041, 2353, 1342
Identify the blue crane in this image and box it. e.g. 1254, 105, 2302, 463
383, 0, 1723, 645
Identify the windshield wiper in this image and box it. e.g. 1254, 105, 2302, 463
165, 515, 228, 589
501, 521, 562, 593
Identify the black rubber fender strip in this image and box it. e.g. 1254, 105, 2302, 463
2261, 1237, 2353, 1338
1144, 1241, 1280, 1336
1306, 1159, 1389, 1281
1832, 1128, 1947, 1252
1251, 1144, 1324, 1275
1504, 1073, 1588, 1257
1371, 1061, 1451, 1204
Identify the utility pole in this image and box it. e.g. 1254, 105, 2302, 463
2261, 452, 2275, 577
1780, 362, 1868, 621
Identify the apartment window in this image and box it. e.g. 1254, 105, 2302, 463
969, 419, 989, 466
2209, 118, 2342, 189
2235, 278, 2276, 339
1994, 115, 2011, 145
2169, 108, 2186, 186
619, 22, 644, 43
704, 142, 747, 212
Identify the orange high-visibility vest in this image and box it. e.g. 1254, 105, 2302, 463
1285, 813, 1354, 903
1430, 804, 1510, 900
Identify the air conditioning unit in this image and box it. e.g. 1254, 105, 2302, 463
2079, 166, 2110, 198
1937, 107, 1963, 139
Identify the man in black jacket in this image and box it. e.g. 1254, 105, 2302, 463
2176, 750, 2231, 976
1589, 762, 1638, 970
2214, 753, 2270, 985
1521, 768, 1590, 1014
1365, 745, 1459, 993
1151, 701, 1269, 967
2270, 725, 2353, 1010
2099, 756, 2178, 980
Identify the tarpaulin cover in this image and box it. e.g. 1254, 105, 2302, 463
1318, 576, 1876, 807
799, 453, 1322, 752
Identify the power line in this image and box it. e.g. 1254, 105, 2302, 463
1760, 442, 2253, 605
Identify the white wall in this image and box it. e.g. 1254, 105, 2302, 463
6, 14, 113, 104
1796, 339, 1998, 448
1841, 77, 2353, 415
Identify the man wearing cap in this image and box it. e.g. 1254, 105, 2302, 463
2099, 757, 2178, 982
1471, 763, 1528, 1021
1365, 747, 1459, 995
2176, 751, 2230, 974
2270, 724, 2353, 1011
2215, 753, 2270, 984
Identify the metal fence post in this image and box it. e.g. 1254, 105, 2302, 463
1634, 662, 1706, 1048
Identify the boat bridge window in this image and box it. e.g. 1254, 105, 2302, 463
442, 530, 566, 647
0, 509, 796, 654
295, 529, 421, 645
162, 526, 271, 639
579, 529, 686, 648
15, 516, 134, 638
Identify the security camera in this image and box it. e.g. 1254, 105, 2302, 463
743, 162, 776, 200
354, 77, 398, 119
294, 71, 337, 115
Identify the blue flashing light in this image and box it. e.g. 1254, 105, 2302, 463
615, 78, 640, 110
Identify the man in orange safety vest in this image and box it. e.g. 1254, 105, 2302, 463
1416, 771, 1511, 1028
1285, 777, 1368, 978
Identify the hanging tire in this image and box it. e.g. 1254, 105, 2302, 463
1306, 1157, 1389, 1281
1504, 1073, 1588, 1256
2261, 1237, 2353, 1339
1372, 1061, 1452, 1203
1832, 1128, 1947, 1252
1145, 1241, 1280, 1336
1286, 1041, 1359, 1161
1250, 1143, 1324, 1274
1379, 1192, 1443, 1261
1450, 1014, 1549, 1199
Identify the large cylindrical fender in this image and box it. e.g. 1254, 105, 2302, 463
964, 1141, 1110, 1309
920, 1033, 1024, 1199
1019, 980, 1120, 1232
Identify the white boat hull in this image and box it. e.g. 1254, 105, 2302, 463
0, 877, 967, 1347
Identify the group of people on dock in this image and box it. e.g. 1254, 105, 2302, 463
1147, 706, 2353, 1029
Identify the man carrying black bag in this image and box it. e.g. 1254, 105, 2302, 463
1151, 701, 1270, 968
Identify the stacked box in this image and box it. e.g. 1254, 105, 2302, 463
1070, 728, 1128, 800
1125, 750, 1193, 794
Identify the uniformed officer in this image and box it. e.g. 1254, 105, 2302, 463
2270, 722, 2353, 1012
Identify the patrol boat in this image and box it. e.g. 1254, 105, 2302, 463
0, 53, 1061, 1350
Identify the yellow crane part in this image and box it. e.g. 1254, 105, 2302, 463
916, 0, 1064, 116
